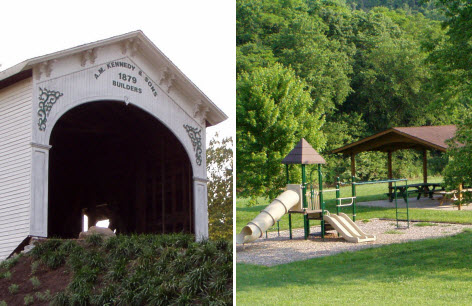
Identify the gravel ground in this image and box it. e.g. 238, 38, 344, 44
236, 219, 472, 266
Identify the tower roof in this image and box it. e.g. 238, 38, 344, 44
282, 138, 326, 164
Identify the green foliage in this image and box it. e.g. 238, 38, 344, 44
29, 276, 40, 289
236, 0, 454, 194
345, 0, 444, 20
237, 63, 325, 199
39, 234, 233, 305
8, 283, 19, 294
35, 290, 52, 302
427, 0, 472, 119
207, 134, 233, 241
23, 294, 34, 305
0, 254, 21, 271
85, 233, 104, 247
30, 261, 39, 275
0, 271, 11, 280
31, 239, 68, 269
237, 0, 353, 114
444, 113, 472, 194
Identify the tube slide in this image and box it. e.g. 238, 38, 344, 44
236, 190, 300, 244
323, 212, 376, 243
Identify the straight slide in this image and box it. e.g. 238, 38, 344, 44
236, 190, 299, 244
323, 213, 375, 243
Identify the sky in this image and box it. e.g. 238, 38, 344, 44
0, 0, 235, 142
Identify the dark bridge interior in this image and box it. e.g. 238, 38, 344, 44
48, 101, 193, 238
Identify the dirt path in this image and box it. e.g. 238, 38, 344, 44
236, 219, 472, 266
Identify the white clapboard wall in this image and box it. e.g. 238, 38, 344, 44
0, 78, 32, 260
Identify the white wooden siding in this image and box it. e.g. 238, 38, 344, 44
0, 78, 32, 260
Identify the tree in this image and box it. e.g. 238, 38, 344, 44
237, 0, 353, 116
443, 112, 472, 191
237, 63, 325, 200
207, 134, 233, 241
428, 0, 472, 112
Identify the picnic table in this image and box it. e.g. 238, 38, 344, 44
389, 183, 443, 202
434, 188, 472, 207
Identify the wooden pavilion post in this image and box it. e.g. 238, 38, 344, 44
388, 151, 393, 200
350, 153, 356, 177
422, 149, 428, 184
423, 149, 428, 196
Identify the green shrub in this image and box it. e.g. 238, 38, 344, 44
30, 276, 41, 289
0, 254, 22, 270
30, 261, 39, 275
85, 234, 103, 247
31, 239, 67, 269
27, 234, 232, 305
50, 291, 69, 306
35, 290, 52, 302
0, 271, 11, 280
24, 294, 34, 305
8, 283, 19, 294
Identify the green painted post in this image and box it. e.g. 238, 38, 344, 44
336, 177, 340, 215
286, 164, 293, 238
395, 181, 399, 228
302, 164, 309, 239
352, 176, 356, 222
289, 213, 292, 239
286, 164, 290, 184
318, 164, 325, 239
302, 164, 307, 209
406, 179, 410, 228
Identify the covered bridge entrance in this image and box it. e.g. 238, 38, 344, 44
0, 31, 227, 259
49, 101, 193, 238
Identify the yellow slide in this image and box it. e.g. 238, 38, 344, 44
236, 189, 300, 244
323, 212, 376, 243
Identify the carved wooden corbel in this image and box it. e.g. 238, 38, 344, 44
80, 48, 98, 67
120, 38, 140, 57
159, 67, 176, 93
35, 60, 56, 80
193, 100, 210, 126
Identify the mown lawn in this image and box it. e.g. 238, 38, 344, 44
237, 229, 472, 305
237, 176, 472, 304
236, 176, 472, 232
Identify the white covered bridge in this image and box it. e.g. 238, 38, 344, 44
0, 31, 227, 260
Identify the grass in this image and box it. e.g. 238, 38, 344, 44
414, 222, 438, 227
237, 230, 472, 305
236, 176, 472, 233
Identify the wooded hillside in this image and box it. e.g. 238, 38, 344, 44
237, 0, 472, 199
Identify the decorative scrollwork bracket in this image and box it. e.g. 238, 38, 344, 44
184, 124, 203, 166
38, 87, 63, 131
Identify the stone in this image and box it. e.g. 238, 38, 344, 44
78, 226, 116, 240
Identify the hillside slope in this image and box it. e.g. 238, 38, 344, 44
0, 234, 232, 305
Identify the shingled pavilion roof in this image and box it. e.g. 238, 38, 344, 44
332, 125, 457, 155
282, 138, 326, 164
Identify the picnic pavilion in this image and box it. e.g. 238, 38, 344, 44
332, 125, 458, 198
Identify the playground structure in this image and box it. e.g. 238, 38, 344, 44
237, 138, 414, 245
236, 189, 300, 244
